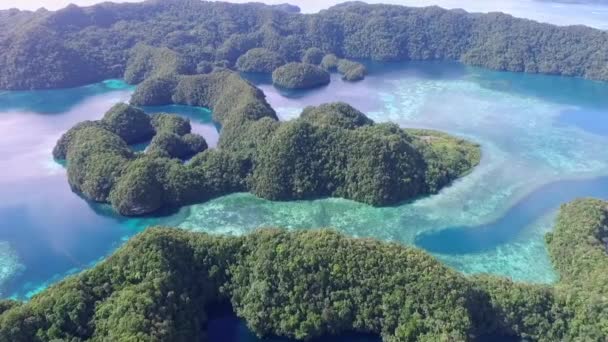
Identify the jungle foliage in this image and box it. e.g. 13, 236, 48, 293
61, 71, 479, 215
236, 48, 286, 73
1, 1, 607, 90
272, 63, 331, 89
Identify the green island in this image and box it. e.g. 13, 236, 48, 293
55, 70, 480, 216
272, 63, 331, 89
1, 1, 607, 90
0, 199, 606, 341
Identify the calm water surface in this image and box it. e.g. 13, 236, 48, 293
1, 62, 608, 340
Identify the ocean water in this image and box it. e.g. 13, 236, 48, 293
1, 62, 608, 340
0, 80, 213, 299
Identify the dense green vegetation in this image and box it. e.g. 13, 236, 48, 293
250, 104, 479, 204
272, 63, 331, 89
321, 54, 340, 72
301, 47, 325, 65
318, 54, 368, 81
337, 59, 367, 81
124, 44, 194, 85
1, 1, 607, 90
54, 103, 209, 214
1, 198, 606, 341
101, 103, 155, 143
236, 48, 285, 73
59, 71, 479, 215
545, 199, 608, 340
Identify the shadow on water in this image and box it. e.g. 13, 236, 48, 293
415, 176, 608, 254
239, 72, 273, 85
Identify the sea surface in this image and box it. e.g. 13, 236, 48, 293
1, 62, 608, 340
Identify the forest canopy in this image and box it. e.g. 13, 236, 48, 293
0, 1, 607, 90
56, 71, 480, 216
236, 48, 286, 73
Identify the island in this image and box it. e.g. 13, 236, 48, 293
0, 198, 605, 341
236, 48, 286, 73
0, 1, 607, 90
337, 59, 368, 81
55, 70, 480, 216
272, 62, 331, 89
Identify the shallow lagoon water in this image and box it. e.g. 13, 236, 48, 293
184, 62, 608, 283
1, 63, 608, 339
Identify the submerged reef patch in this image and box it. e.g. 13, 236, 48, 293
0, 242, 24, 298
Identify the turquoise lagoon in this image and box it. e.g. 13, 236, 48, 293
1, 62, 608, 309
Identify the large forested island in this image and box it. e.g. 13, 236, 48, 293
0, 0, 607, 91
0, 199, 606, 341
55, 70, 480, 216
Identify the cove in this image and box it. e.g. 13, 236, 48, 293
414, 176, 608, 254
0, 80, 215, 299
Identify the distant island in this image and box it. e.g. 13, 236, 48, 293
55, 70, 480, 216
0, 198, 605, 341
0, 0, 607, 91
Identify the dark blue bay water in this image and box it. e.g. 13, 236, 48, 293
1, 62, 608, 340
